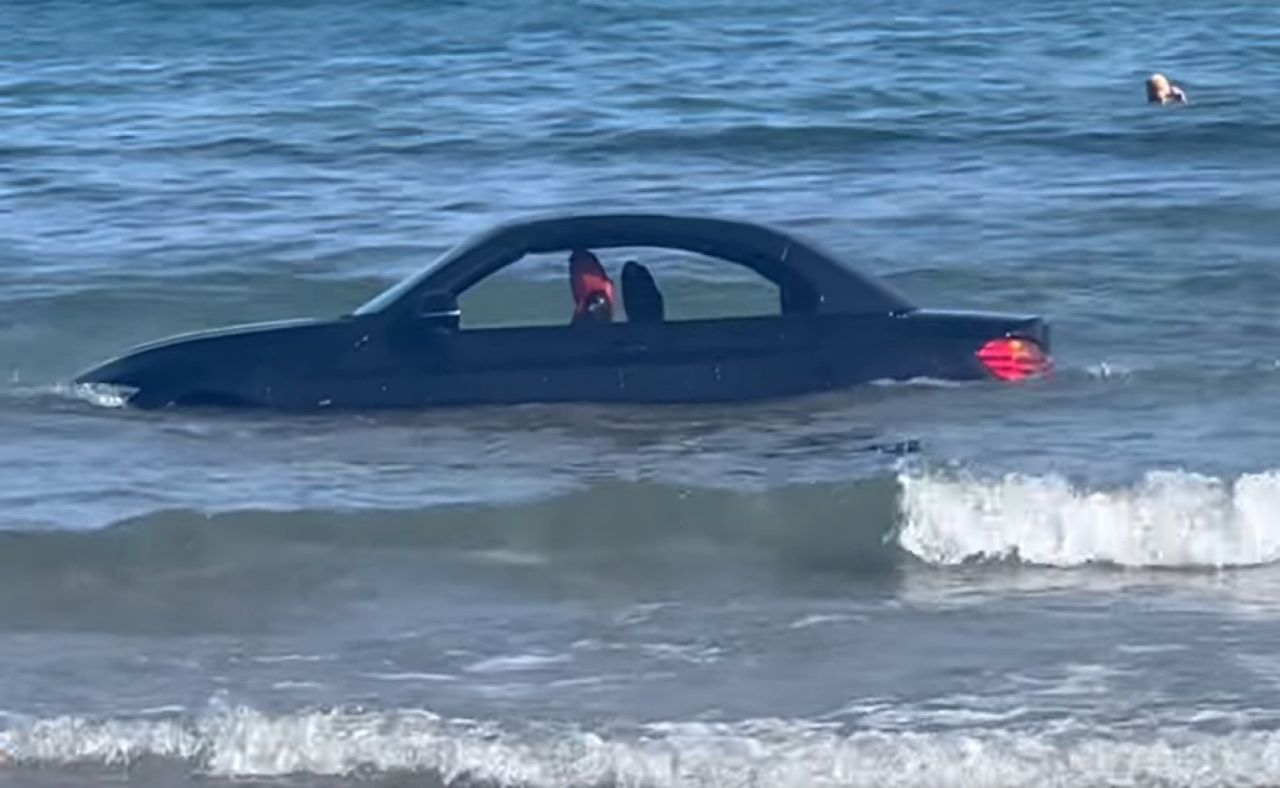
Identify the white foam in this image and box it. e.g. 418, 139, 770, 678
469, 548, 549, 566
8, 705, 1280, 786
1084, 361, 1135, 380
788, 613, 869, 630
362, 672, 457, 683
250, 653, 336, 665
59, 383, 134, 409
868, 376, 966, 388
464, 653, 573, 674
898, 468, 1280, 568
639, 642, 723, 665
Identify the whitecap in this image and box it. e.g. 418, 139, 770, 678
898, 467, 1280, 568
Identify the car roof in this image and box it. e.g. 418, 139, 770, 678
352, 212, 915, 316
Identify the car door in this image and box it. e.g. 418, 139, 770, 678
318, 309, 630, 408
385, 315, 831, 407
350, 311, 637, 407
424, 322, 632, 405
603, 314, 832, 403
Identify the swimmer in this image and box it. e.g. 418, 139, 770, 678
1146, 73, 1187, 105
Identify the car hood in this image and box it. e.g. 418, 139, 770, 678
73, 317, 353, 387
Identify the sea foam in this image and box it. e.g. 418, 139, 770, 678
898, 468, 1280, 568
5, 704, 1280, 787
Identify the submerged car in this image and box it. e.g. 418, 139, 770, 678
75, 213, 1052, 410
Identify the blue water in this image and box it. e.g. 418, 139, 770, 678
2, 1, 1280, 785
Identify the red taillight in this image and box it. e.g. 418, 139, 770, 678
977, 338, 1051, 382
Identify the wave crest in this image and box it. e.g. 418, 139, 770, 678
7, 704, 1280, 787
898, 468, 1280, 568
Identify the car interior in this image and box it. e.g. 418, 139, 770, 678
452, 246, 816, 331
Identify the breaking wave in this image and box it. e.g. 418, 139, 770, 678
5, 702, 1280, 787
0, 463, 1278, 614
898, 468, 1280, 569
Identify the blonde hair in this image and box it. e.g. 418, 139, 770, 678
1146, 73, 1172, 103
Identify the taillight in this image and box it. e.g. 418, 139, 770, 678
977, 337, 1051, 382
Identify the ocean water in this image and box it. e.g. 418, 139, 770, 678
2, 0, 1280, 785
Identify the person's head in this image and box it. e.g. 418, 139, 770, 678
1146, 73, 1185, 104
569, 248, 605, 292
568, 248, 614, 323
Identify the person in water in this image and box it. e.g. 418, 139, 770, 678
1146, 73, 1187, 105
568, 248, 615, 324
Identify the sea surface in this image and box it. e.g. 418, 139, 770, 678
2, 0, 1280, 785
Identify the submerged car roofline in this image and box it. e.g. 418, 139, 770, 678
351, 212, 917, 317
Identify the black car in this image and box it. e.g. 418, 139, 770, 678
75, 213, 1052, 410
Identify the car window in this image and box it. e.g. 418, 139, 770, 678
636, 251, 779, 322
456, 248, 787, 330
456, 251, 577, 329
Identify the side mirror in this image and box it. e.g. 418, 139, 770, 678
417, 291, 460, 330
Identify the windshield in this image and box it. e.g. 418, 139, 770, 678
349, 240, 472, 316
350, 228, 503, 316
351, 268, 432, 316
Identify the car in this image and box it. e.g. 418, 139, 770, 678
73, 212, 1052, 410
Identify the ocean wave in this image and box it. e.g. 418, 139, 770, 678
15, 114, 1279, 170
0, 479, 902, 631
0, 462, 1278, 611
898, 468, 1280, 568
5, 703, 1280, 786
